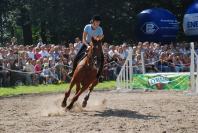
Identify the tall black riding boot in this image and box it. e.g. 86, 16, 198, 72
68, 45, 87, 77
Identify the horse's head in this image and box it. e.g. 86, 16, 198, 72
90, 37, 103, 56
91, 37, 103, 45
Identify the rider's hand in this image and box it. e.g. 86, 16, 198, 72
96, 38, 100, 41
86, 45, 90, 48
94, 36, 100, 41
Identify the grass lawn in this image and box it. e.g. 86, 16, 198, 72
0, 81, 116, 97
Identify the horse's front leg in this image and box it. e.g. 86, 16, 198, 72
75, 83, 80, 95
82, 79, 98, 108
67, 84, 89, 110
82, 89, 91, 108
61, 81, 75, 108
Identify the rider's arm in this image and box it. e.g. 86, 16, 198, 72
82, 31, 89, 47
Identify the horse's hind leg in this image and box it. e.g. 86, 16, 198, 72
82, 80, 98, 108
67, 85, 88, 110
61, 81, 75, 108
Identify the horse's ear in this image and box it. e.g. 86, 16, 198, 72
100, 35, 104, 42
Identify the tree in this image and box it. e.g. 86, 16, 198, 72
1, 0, 197, 45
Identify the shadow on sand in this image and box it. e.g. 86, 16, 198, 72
92, 108, 160, 120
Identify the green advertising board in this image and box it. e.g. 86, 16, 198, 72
131, 74, 190, 90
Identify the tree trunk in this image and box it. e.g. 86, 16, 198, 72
40, 21, 47, 44
0, 14, 3, 46
22, 22, 32, 45
50, 32, 58, 44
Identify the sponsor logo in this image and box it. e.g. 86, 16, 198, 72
183, 13, 198, 35
187, 21, 198, 28
141, 22, 159, 34
148, 76, 170, 86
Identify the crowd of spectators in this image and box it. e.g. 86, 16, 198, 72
0, 37, 125, 86
132, 42, 191, 73
0, 37, 193, 87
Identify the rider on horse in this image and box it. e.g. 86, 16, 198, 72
69, 15, 104, 80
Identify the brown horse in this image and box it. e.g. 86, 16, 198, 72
61, 38, 103, 110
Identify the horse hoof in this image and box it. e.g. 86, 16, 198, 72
66, 105, 72, 110
61, 101, 67, 108
82, 101, 87, 108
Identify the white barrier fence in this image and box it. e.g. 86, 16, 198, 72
116, 48, 133, 90
190, 42, 198, 94
116, 48, 145, 90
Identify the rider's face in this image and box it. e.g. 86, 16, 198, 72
92, 20, 100, 29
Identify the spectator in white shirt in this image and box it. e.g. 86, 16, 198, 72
121, 43, 128, 59
108, 45, 116, 59
23, 58, 35, 84
108, 45, 121, 61
74, 37, 82, 52
27, 46, 35, 60
39, 45, 49, 58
